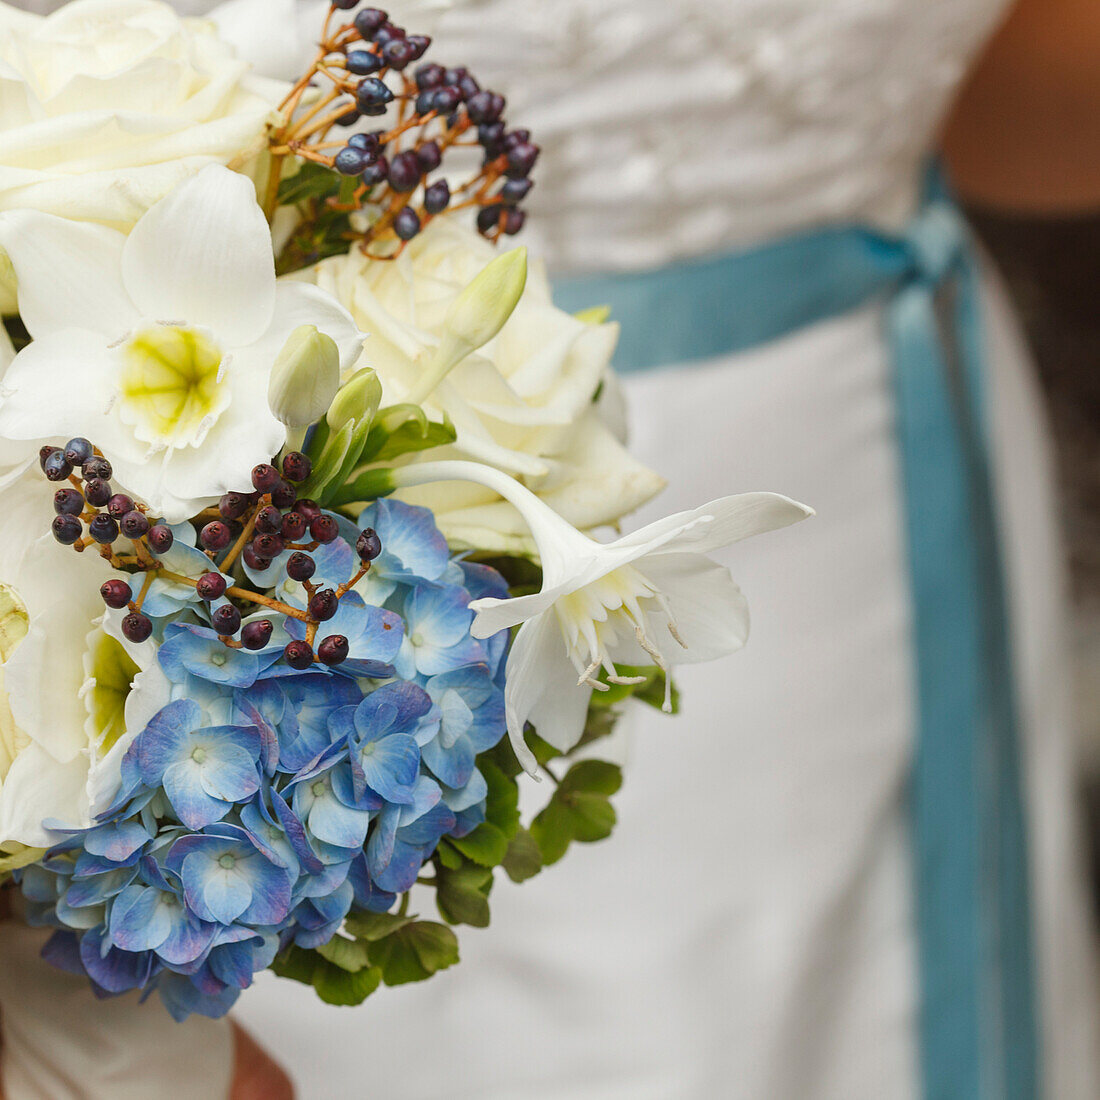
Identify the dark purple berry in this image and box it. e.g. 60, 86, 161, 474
501, 177, 533, 205
83, 478, 111, 507
53, 488, 84, 516
242, 544, 272, 571
212, 604, 241, 636
283, 640, 314, 670
354, 8, 387, 37
347, 49, 383, 75
286, 552, 316, 582
503, 208, 527, 235
415, 89, 436, 115
423, 180, 450, 215
416, 141, 441, 173
356, 77, 394, 113
373, 21, 404, 46
83, 456, 112, 480
106, 493, 134, 518
443, 66, 468, 86
120, 510, 149, 539
415, 62, 445, 89
308, 589, 339, 622
430, 85, 461, 114
88, 514, 119, 544
281, 512, 307, 541
43, 450, 72, 482
63, 437, 94, 467
335, 108, 361, 127
100, 579, 132, 609
310, 515, 339, 544
466, 90, 501, 124
271, 480, 297, 509
503, 128, 530, 151
294, 499, 322, 522
335, 146, 370, 175
251, 463, 280, 493
254, 505, 283, 534
241, 619, 274, 650
348, 132, 381, 155
361, 158, 389, 186
477, 204, 504, 235
318, 635, 350, 666
394, 207, 421, 240
332, 0, 359, 8
39, 446, 59, 472
388, 151, 421, 192
122, 612, 152, 643
147, 525, 174, 553
478, 120, 505, 152
252, 532, 284, 559
51, 514, 82, 545
406, 34, 430, 60
382, 38, 415, 69
356, 528, 382, 561
219, 491, 250, 521
506, 141, 539, 178
200, 521, 231, 551
196, 572, 227, 601
281, 452, 312, 483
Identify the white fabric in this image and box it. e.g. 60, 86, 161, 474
0, 918, 234, 1099
231, 2, 1100, 1099
3, 2, 1099, 1098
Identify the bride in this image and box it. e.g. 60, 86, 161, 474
3, 1, 1100, 1097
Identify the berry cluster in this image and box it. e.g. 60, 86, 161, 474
43, 443, 383, 670
266, 4, 536, 255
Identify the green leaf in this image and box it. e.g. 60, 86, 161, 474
343, 910, 415, 942
359, 405, 457, 465
316, 935, 372, 972
482, 760, 520, 839
300, 419, 354, 501
561, 760, 623, 797
435, 859, 493, 927
435, 839, 464, 871
277, 161, 339, 206
270, 945, 382, 1007
529, 797, 574, 866
568, 793, 617, 842
450, 821, 509, 867
369, 921, 460, 986
502, 827, 543, 883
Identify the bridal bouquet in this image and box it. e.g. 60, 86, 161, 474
0, 0, 809, 1021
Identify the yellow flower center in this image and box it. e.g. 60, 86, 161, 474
119, 326, 229, 450
85, 630, 139, 754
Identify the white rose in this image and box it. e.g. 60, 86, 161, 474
0, 465, 170, 866
306, 218, 665, 553
0, 0, 284, 312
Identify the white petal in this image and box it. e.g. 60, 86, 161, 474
0, 210, 137, 339
122, 164, 275, 345
0, 742, 90, 847
619, 492, 814, 558
0, 330, 120, 444
262, 281, 364, 371
501, 614, 577, 775
633, 553, 750, 664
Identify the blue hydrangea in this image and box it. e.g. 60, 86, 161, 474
21, 504, 511, 1020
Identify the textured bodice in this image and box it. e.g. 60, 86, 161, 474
428, 0, 1010, 271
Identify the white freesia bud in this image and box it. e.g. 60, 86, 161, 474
269, 326, 341, 429
410, 246, 528, 402
327, 367, 383, 432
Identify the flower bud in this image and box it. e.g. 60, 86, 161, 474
268, 325, 340, 429
326, 367, 383, 432
409, 247, 528, 403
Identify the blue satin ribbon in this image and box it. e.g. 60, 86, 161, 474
554, 171, 1039, 1099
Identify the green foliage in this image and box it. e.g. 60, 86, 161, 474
274, 163, 354, 276
434, 855, 494, 927
502, 827, 543, 883
530, 760, 623, 866
270, 943, 382, 1007
367, 920, 460, 985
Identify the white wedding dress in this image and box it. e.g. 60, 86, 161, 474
6, 2, 1100, 1098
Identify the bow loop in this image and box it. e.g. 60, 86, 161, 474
903, 200, 967, 285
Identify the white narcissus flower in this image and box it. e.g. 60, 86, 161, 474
0, 0, 286, 312
0, 466, 171, 861
0, 164, 362, 522
304, 217, 665, 552
388, 460, 813, 773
